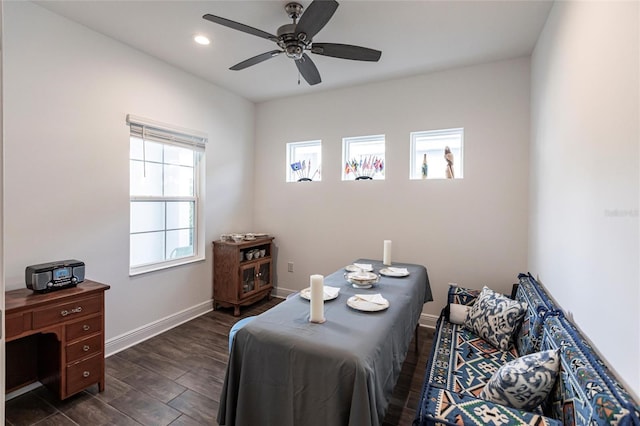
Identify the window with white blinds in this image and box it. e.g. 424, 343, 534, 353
127, 115, 207, 275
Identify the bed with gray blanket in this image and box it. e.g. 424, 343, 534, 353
218, 259, 432, 426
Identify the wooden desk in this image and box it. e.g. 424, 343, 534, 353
6, 280, 110, 399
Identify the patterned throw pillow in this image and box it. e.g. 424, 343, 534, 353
480, 349, 560, 411
464, 286, 527, 350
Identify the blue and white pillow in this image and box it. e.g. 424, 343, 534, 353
464, 286, 527, 350
480, 349, 560, 411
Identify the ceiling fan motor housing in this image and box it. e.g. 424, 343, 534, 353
277, 23, 306, 59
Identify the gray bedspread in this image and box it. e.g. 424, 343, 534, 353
217, 259, 432, 426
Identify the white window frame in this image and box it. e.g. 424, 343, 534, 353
127, 115, 207, 276
342, 134, 386, 180
410, 128, 464, 180
286, 140, 322, 182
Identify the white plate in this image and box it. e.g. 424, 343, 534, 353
253, 233, 268, 237
379, 268, 410, 277
347, 296, 389, 312
345, 264, 373, 272
299, 287, 340, 301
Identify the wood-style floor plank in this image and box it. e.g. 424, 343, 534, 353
6, 298, 433, 426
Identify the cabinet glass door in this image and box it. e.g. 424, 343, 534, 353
257, 261, 271, 289
240, 264, 256, 296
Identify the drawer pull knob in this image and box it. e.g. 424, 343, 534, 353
60, 306, 83, 317
83, 345, 90, 352
83, 371, 90, 378
82, 324, 91, 331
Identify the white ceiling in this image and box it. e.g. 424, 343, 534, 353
34, 0, 554, 103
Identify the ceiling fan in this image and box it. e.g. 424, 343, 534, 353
203, 0, 382, 86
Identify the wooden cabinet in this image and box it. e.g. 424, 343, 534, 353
5, 281, 110, 399
213, 237, 274, 316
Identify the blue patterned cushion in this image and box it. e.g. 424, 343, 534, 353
464, 286, 527, 351
514, 273, 559, 355
541, 315, 640, 425
480, 349, 560, 411
418, 384, 562, 426
447, 285, 481, 306
426, 319, 518, 396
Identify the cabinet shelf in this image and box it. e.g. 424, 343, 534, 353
213, 237, 274, 316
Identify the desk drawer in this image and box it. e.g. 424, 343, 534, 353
6, 312, 31, 340
33, 295, 102, 329
66, 315, 102, 341
66, 352, 102, 396
66, 334, 103, 363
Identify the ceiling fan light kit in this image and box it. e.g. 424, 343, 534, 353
203, 0, 382, 86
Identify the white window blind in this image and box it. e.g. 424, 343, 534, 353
127, 114, 207, 151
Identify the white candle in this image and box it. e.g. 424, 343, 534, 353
383, 240, 392, 266
309, 274, 325, 323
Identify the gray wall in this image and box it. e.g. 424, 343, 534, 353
254, 57, 532, 321
3, 1, 256, 340
530, 0, 639, 395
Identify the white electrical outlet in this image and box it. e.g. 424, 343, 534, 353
288, 262, 294, 272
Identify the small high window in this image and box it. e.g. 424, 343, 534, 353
286, 140, 321, 182
342, 135, 385, 180
410, 128, 464, 180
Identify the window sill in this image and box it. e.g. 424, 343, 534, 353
129, 255, 205, 277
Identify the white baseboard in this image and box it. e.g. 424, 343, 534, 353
419, 313, 438, 329
105, 300, 213, 357
273, 287, 297, 299
5, 382, 42, 401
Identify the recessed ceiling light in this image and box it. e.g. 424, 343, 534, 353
194, 35, 210, 45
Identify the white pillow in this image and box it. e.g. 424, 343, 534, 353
449, 303, 471, 325
480, 349, 560, 411
464, 286, 527, 350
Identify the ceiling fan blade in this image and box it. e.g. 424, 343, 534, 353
295, 0, 339, 42
311, 43, 382, 62
203, 14, 277, 41
230, 50, 283, 71
295, 54, 321, 86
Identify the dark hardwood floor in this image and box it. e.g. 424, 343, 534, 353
6, 298, 433, 426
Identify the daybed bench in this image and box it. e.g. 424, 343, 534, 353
414, 273, 640, 425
